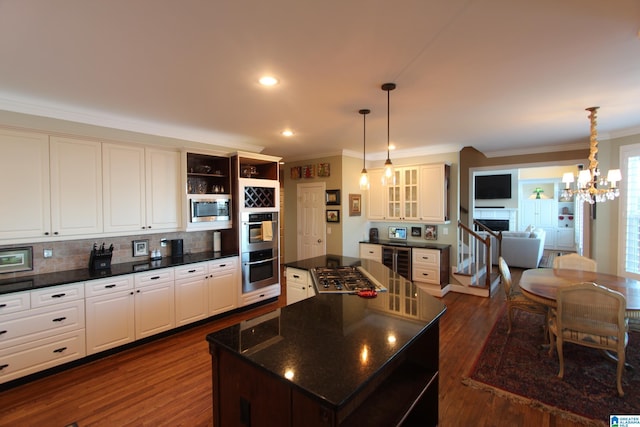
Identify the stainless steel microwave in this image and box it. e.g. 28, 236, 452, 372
190, 198, 231, 223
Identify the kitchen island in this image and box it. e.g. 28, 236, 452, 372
206, 255, 446, 427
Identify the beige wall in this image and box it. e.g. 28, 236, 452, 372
282, 155, 343, 263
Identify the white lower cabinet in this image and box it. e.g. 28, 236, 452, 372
286, 267, 315, 305
412, 248, 440, 285
175, 263, 209, 326
359, 243, 382, 261
208, 258, 238, 316
85, 276, 136, 355
0, 283, 85, 384
3, 258, 240, 383
134, 269, 176, 339
174, 258, 239, 325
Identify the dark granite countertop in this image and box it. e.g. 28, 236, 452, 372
208, 255, 446, 407
360, 240, 451, 250
0, 251, 238, 295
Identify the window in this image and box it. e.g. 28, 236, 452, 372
619, 144, 640, 279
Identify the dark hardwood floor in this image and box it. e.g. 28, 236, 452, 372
0, 268, 585, 426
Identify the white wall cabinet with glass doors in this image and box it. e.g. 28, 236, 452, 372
367, 163, 450, 223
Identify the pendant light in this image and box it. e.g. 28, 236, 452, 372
359, 109, 371, 190
381, 83, 396, 186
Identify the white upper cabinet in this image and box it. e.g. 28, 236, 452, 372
367, 169, 386, 219
367, 163, 450, 223
387, 167, 419, 220
145, 148, 181, 230
50, 137, 103, 236
0, 131, 102, 241
103, 143, 181, 233
0, 129, 51, 240
102, 144, 146, 233
419, 164, 450, 223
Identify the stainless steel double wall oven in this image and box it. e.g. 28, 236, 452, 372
240, 211, 279, 296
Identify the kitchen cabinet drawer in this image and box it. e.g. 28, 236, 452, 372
242, 284, 280, 307
413, 266, 440, 285
0, 291, 30, 315
31, 282, 84, 308
412, 249, 439, 268
174, 262, 207, 280
85, 275, 133, 298
359, 243, 382, 261
0, 330, 86, 384
286, 267, 308, 286
134, 268, 175, 287
0, 300, 85, 348
209, 258, 237, 273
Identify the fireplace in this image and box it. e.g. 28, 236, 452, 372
476, 219, 510, 232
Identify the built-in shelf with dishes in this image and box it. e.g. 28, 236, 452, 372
186, 152, 230, 195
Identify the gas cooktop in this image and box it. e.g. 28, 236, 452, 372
310, 266, 387, 294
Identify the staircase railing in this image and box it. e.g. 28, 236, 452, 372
457, 220, 503, 289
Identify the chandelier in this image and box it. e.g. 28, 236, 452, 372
561, 107, 622, 204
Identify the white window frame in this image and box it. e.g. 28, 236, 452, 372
618, 143, 640, 280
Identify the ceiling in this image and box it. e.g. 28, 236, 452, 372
1, 0, 639, 162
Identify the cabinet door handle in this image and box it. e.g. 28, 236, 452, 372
293, 275, 300, 279
219, 264, 226, 268
188, 269, 196, 273
0, 330, 7, 335
0, 364, 8, 370
150, 276, 160, 280
0, 304, 6, 308
422, 272, 430, 276
105, 284, 116, 289
51, 293, 66, 298
52, 317, 67, 322
53, 347, 67, 353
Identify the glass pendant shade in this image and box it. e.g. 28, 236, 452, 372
381, 83, 396, 186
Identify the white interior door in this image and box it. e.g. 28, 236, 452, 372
297, 182, 326, 260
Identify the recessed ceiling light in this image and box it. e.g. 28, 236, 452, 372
281, 130, 294, 137
259, 76, 279, 86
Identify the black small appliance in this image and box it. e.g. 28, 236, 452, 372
369, 228, 379, 243
170, 239, 184, 258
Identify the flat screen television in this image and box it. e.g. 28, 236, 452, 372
474, 174, 512, 199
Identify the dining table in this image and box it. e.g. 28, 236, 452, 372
519, 268, 640, 320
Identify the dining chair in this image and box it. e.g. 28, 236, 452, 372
552, 253, 597, 271
498, 257, 548, 334
548, 282, 628, 397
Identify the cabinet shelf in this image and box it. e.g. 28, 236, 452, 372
186, 152, 231, 196
187, 172, 227, 178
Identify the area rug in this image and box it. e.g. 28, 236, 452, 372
463, 310, 640, 426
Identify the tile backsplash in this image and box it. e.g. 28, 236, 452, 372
0, 231, 215, 280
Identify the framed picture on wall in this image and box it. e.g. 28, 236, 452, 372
132, 239, 149, 257
349, 194, 361, 216
425, 225, 438, 240
326, 209, 340, 223
326, 189, 340, 205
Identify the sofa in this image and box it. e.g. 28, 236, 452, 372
481, 228, 546, 269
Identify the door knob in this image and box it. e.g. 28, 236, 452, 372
317, 239, 322, 243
